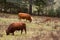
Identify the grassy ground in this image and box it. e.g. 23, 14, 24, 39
0, 13, 60, 40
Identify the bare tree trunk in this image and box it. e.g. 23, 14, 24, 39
4, 0, 6, 13
29, 0, 32, 15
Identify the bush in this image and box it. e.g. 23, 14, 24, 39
48, 9, 56, 17
56, 7, 60, 17
20, 7, 28, 13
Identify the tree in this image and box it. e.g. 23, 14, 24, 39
29, 0, 32, 14
34, 0, 47, 15
4, 0, 6, 13
18, 0, 28, 13
56, 7, 60, 17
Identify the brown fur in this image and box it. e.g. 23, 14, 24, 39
18, 13, 32, 22
6, 22, 26, 35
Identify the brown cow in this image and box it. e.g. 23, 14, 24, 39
6, 22, 26, 35
18, 13, 32, 22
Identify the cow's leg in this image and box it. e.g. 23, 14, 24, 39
18, 17, 22, 21
12, 32, 14, 35
21, 29, 23, 34
6, 32, 9, 35
19, 18, 21, 21
26, 19, 29, 22
24, 27, 27, 34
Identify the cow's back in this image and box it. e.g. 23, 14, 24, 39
18, 13, 30, 18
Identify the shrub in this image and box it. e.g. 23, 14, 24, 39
48, 9, 56, 17
56, 7, 60, 17
20, 7, 28, 13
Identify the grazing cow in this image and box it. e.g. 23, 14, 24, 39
6, 22, 26, 35
18, 13, 32, 22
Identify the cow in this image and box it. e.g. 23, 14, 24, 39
18, 13, 32, 22
6, 22, 26, 35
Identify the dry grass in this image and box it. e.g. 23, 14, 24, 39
0, 13, 60, 40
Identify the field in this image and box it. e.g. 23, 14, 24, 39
0, 13, 60, 40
